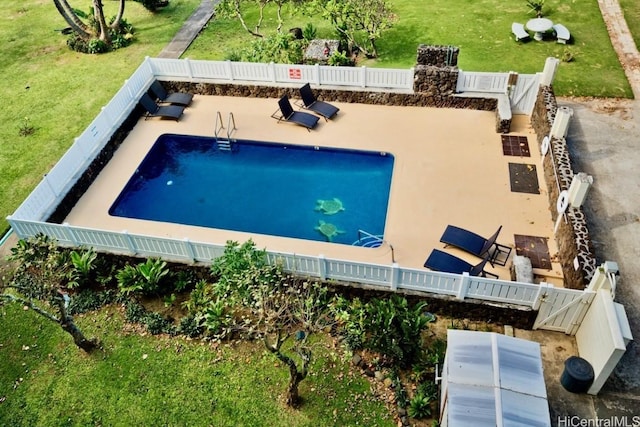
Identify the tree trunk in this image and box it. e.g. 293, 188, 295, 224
55, 292, 99, 353
92, 0, 111, 44
264, 332, 310, 408
111, 0, 126, 30
60, 316, 99, 352
52, 0, 91, 39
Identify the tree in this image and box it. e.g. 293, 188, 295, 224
0, 236, 99, 352
216, 0, 291, 38
308, 0, 395, 58
183, 240, 333, 407
53, 0, 136, 53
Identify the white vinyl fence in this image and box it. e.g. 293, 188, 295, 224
7, 57, 586, 334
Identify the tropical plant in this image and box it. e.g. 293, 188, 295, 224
2, 236, 99, 352
327, 50, 353, 66
302, 22, 317, 41
526, 0, 545, 17
53, 0, 128, 49
67, 248, 98, 289
408, 392, 432, 419
116, 258, 169, 297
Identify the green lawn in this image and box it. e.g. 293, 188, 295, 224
187, 0, 632, 98
0, 304, 393, 426
620, 0, 640, 50
0, 0, 200, 233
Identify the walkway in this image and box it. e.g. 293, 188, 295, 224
157, 0, 216, 58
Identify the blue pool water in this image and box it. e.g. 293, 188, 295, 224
109, 134, 394, 245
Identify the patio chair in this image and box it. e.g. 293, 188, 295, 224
139, 93, 185, 121
298, 83, 339, 120
271, 95, 320, 131
423, 249, 498, 279
439, 225, 512, 266
150, 80, 194, 106
553, 23, 571, 44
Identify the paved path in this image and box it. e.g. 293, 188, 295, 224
157, 0, 215, 58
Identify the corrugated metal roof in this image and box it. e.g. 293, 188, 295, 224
443, 330, 551, 427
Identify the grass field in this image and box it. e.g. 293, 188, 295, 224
0, 303, 394, 426
1, 1, 639, 424
187, 0, 633, 98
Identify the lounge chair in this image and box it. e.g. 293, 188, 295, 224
299, 83, 339, 120
439, 225, 512, 266
150, 80, 194, 107
272, 95, 320, 131
423, 249, 498, 279
139, 93, 185, 121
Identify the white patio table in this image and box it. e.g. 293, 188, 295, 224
526, 18, 553, 41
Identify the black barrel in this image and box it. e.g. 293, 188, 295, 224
560, 356, 594, 393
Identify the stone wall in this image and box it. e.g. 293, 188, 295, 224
170, 81, 497, 110
530, 87, 597, 288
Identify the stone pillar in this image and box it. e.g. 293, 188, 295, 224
413, 45, 460, 97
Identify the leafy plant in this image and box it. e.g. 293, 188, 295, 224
178, 314, 205, 338
363, 296, 431, 366
18, 117, 35, 136
392, 374, 409, 408
302, 23, 317, 41
526, 0, 545, 17
117, 264, 144, 296
67, 248, 97, 289
408, 392, 432, 419
163, 293, 177, 307
327, 50, 353, 66
68, 289, 118, 315
144, 312, 176, 335
116, 258, 169, 297
199, 297, 234, 339
561, 48, 575, 63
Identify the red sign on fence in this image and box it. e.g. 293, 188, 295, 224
288, 68, 302, 79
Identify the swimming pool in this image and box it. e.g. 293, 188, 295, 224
109, 134, 394, 245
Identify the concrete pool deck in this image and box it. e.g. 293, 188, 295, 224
64, 95, 563, 284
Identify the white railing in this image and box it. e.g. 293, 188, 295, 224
150, 58, 415, 90
456, 70, 510, 93
7, 57, 588, 333
8, 217, 574, 312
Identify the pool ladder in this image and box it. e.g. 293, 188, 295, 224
214, 111, 237, 151
352, 229, 395, 263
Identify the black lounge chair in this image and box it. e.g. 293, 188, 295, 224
423, 249, 498, 279
150, 80, 194, 107
439, 225, 512, 267
139, 93, 185, 121
299, 83, 339, 120
272, 95, 319, 131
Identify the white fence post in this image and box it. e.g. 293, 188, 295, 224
225, 60, 234, 81
318, 254, 327, 280
63, 223, 78, 246
390, 262, 400, 291
185, 58, 193, 79
456, 273, 470, 300
360, 66, 367, 88
315, 64, 321, 85
269, 62, 276, 82
122, 230, 137, 254
532, 281, 552, 310
183, 238, 196, 261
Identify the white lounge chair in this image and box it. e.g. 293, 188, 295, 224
553, 23, 571, 44
512, 22, 530, 42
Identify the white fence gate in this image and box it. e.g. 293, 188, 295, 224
533, 286, 596, 334
456, 70, 541, 115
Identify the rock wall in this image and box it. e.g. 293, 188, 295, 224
530, 87, 597, 288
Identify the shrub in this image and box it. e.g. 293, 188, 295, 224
67, 248, 97, 289
363, 296, 430, 367
124, 300, 147, 323
68, 289, 118, 315
408, 393, 432, 419
18, 117, 35, 137
234, 33, 305, 64
117, 258, 169, 297
178, 315, 204, 338
302, 23, 317, 41
327, 50, 353, 66
145, 312, 176, 335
